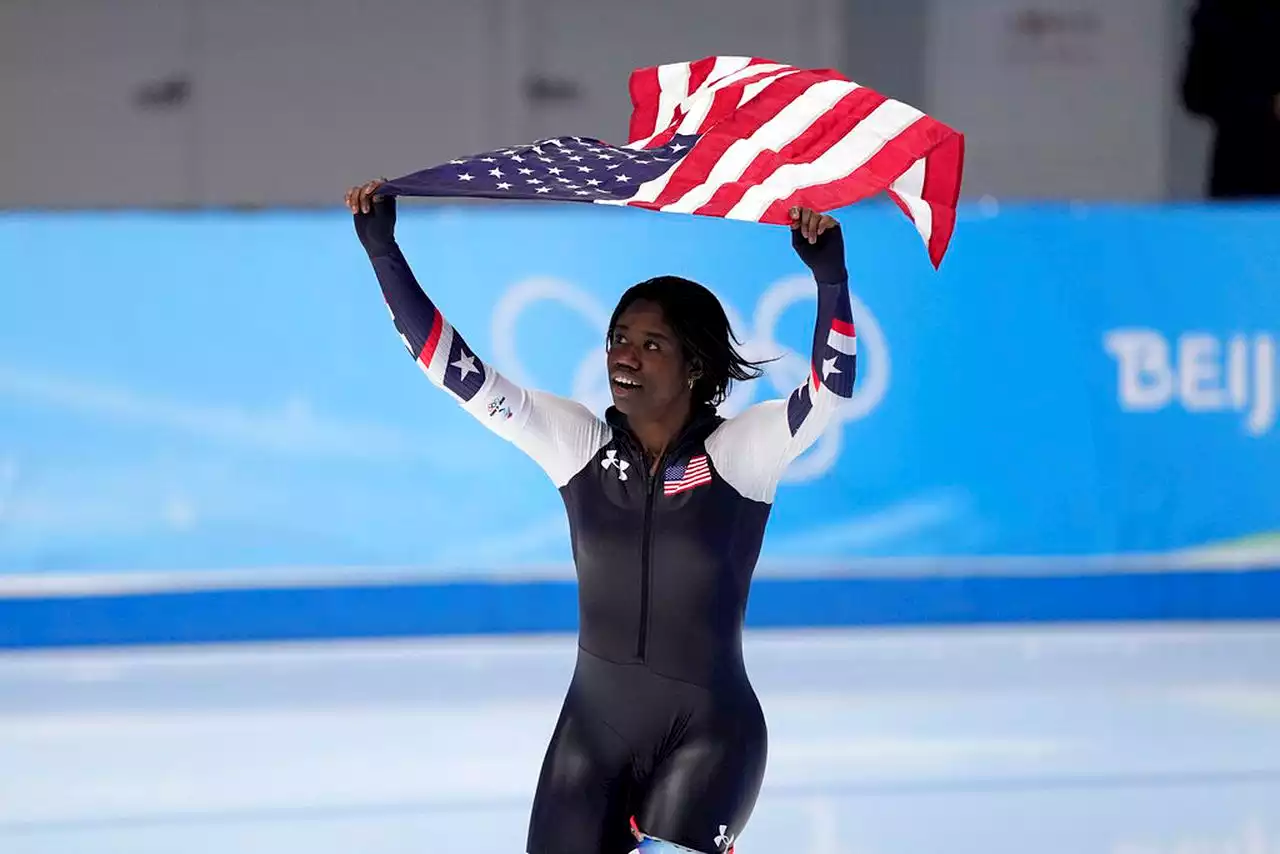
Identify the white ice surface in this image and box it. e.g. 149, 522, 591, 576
2, 624, 1279, 854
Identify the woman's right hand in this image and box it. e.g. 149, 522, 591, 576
788, 205, 846, 284
345, 178, 387, 214
347, 178, 397, 257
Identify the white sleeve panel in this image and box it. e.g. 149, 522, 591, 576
706, 266, 856, 504
704, 384, 844, 505
459, 371, 611, 489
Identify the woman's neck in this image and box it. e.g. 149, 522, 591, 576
628, 398, 694, 472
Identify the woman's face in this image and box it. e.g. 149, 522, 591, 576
605, 298, 693, 418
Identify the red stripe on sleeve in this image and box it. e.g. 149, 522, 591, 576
418, 308, 444, 369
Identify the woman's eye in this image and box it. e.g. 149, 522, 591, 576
645, 340, 659, 351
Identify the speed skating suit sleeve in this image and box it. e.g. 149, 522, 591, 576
355, 200, 610, 488
704, 226, 857, 504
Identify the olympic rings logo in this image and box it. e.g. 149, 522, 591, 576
490, 276, 889, 482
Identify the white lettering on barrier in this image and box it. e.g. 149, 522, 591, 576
1103, 329, 1276, 436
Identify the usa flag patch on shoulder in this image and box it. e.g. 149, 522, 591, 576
664, 454, 712, 495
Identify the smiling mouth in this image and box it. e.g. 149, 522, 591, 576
611, 373, 643, 392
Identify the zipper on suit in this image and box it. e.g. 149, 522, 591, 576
627, 415, 703, 662
636, 450, 663, 660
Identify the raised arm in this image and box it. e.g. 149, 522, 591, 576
705, 208, 856, 504
347, 180, 610, 488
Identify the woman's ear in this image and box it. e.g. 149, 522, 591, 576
688, 358, 704, 385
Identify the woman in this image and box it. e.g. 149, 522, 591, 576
345, 179, 856, 854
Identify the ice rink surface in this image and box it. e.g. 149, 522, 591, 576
2, 623, 1279, 854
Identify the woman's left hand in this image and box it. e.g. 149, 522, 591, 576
788, 206, 838, 244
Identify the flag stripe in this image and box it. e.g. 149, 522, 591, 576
887, 157, 932, 250
922, 133, 965, 269
755, 112, 960, 258
652, 63, 692, 143
628, 62, 791, 151
627, 66, 662, 144
685, 56, 720, 97
640, 117, 684, 151
727, 98, 926, 221
735, 69, 804, 109
686, 63, 794, 124
690, 86, 887, 218
831, 318, 855, 337
627, 61, 692, 146
685, 57, 759, 124
609, 144, 693, 207
652, 78, 857, 215
637, 73, 833, 212
677, 62, 787, 136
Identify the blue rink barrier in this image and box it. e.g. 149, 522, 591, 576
3, 569, 1280, 649
1, 201, 1278, 647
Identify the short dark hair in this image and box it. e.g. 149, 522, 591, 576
607, 275, 770, 407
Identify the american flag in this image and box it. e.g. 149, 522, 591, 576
376, 55, 964, 268
664, 454, 713, 496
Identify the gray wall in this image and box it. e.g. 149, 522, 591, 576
843, 0, 1215, 202
0, 0, 1216, 208
1163, 0, 1215, 200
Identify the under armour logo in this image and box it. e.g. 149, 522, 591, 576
601, 449, 629, 481
714, 825, 735, 850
